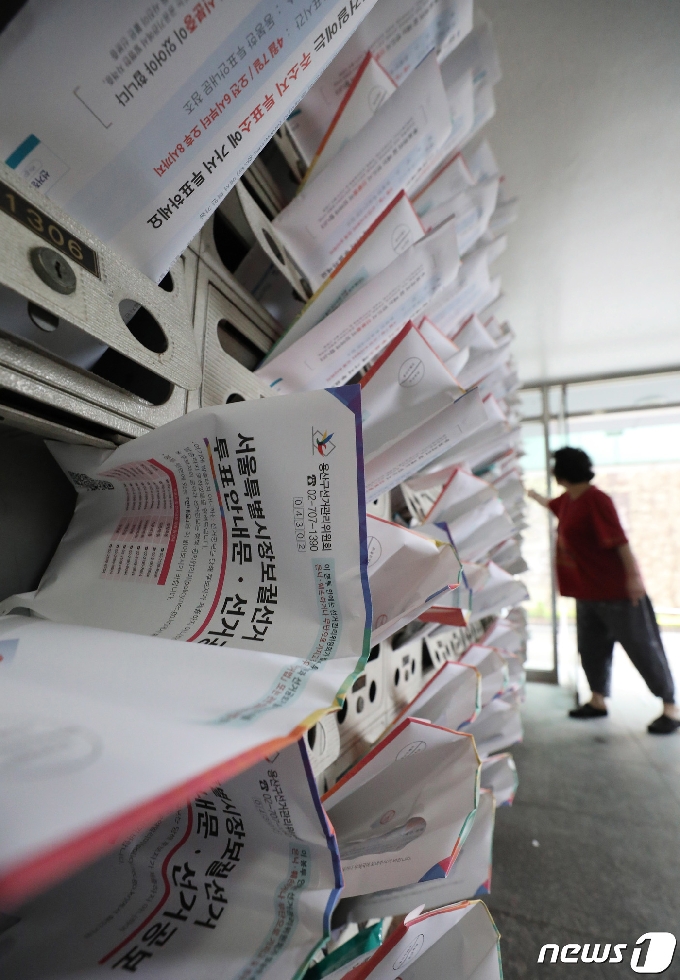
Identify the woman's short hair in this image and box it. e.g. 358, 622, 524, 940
552, 447, 595, 483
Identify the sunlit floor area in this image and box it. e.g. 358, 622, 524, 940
488, 644, 680, 977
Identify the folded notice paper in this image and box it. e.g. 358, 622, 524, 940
273, 52, 452, 285
430, 500, 516, 564
339, 899, 501, 980
480, 618, 525, 655
360, 322, 464, 462
465, 139, 499, 184
457, 645, 508, 707
419, 178, 499, 256
287, 0, 474, 163
364, 389, 487, 500
418, 317, 471, 378
365, 516, 461, 645
407, 467, 498, 526
0, 0, 380, 281
334, 789, 495, 921
1, 741, 342, 980
388, 660, 481, 734
306, 53, 397, 180
480, 753, 518, 807
420, 244, 499, 338
2, 389, 371, 670
0, 615, 358, 907
322, 717, 479, 897
257, 220, 460, 394
465, 691, 524, 759
412, 153, 475, 223
262, 193, 425, 362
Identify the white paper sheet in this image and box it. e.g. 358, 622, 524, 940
323, 717, 479, 896
417, 317, 470, 377
366, 516, 461, 644
465, 691, 523, 758
0, 0, 380, 280
272, 52, 452, 284
364, 388, 487, 500
415, 467, 498, 525
457, 644, 508, 707
389, 660, 481, 733
1, 741, 341, 980
334, 789, 495, 921
360, 322, 464, 461
257, 219, 460, 393
262, 193, 425, 362
480, 753, 518, 806
307, 54, 397, 178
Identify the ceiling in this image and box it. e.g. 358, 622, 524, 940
481, 0, 680, 384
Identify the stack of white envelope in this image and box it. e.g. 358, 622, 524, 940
0, 1, 530, 978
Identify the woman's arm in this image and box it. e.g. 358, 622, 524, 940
617, 543, 645, 606
527, 488, 550, 508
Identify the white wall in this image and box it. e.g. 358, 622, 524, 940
481, 0, 680, 383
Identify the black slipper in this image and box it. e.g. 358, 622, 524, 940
648, 714, 680, 735
569, 703, 608, 719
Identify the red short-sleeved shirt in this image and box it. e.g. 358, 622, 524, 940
548, 486, 628, 600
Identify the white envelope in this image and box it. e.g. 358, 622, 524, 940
488, 539, 528, 576
418, 394, 511, 480
451, 312, 499, 353
287, 0, 474, 163
0, 616, 360, 907
2, 389, 370, 672
345, 900, 501, 980
334, 789, 495, 921
438, 499, 517, 564
0, 0, 382, 281
458, 644, 509, 707
420, 179, 500, 258
389, 660, 481, 733
361, 322, 464, 461
263, 193, 425, 362
412, 153, 476, 223
323, 717, 479, 896
480, 618, 525, 656
421, 246, 499, 337
457, 342, 513, 390
2, 741, 341, 980
464, 139, 500, 183
364, 388, 487, 500
257, 220, 460, 393
468, 563, 529, 621
273, 52, 452, 285
465, 691, 524, 759
480, 753, 518, 806
307, 53, 397, 179
415, 467, 498, 525
366, 516, 461, 645
418, 317, 471, 377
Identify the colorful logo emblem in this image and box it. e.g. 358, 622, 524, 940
312, 428, 335, 456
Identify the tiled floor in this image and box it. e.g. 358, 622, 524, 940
488, 646, 680, 977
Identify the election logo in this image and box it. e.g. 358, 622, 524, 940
313, 428, 335, 457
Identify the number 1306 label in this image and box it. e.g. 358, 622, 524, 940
0, 180, 100, 277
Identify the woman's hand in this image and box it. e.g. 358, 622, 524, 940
626, 571, 646, 606
527, 488, 549, 507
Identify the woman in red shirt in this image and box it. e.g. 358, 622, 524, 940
528, 447, 679, 734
